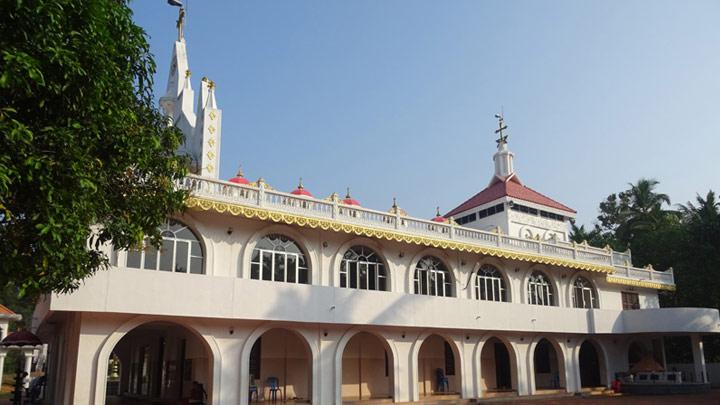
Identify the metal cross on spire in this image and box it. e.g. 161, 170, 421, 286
494, 113, 508, 145
168, 0, 186, 41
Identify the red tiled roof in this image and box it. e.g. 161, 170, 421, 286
445, 175, 576, 217
0, 304, 16, 315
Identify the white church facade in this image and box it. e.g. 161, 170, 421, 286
33, 12, 720, 405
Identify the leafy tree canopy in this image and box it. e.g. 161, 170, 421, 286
1, 0, 188, 298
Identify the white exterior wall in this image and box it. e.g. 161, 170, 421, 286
35, 211, 720, 404
450, 198, 573, 243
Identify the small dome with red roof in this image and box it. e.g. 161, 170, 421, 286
290, 178, 314, 197
228, 166, 250, 185
342, 187, 361, 206
431, 206, 448, 223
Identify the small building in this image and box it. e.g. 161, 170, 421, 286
33, 11, 720, 405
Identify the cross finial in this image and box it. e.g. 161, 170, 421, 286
176, 7, 186, 41
494, 113, 508, 145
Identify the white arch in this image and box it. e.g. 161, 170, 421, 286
409, 331, 465, 401
573, 338, 611, 388
526, 335, 569, 394
520, 266, 562, 306
473, 335, 520, 397
566, 272, 601, 309
331, 237, 394, 291
333, 327, 400, 404
93, 315, 222, 404
239, 224, 318, 282
473, 258, 513, 303
239, 324, 320, 405
407, 249, 456, 297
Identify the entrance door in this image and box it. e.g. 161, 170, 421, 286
579, 341, 601, 387
494, 343, 512, 389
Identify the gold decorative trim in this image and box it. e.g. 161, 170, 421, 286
186, 197, 621, 274
606, 276, 676, 291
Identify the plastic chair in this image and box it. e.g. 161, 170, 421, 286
266, 376, 283, 402
435, 368, 449, 393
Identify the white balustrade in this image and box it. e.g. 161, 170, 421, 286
179, 174, 674, 288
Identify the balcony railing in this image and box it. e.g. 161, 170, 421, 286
178, 174, 675, 288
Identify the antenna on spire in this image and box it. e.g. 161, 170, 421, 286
494, 112, 508, 146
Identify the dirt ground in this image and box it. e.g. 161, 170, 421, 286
508, 390, 720, 405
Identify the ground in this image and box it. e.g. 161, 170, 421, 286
2, 391, 720, 404
505, 390, 720, 405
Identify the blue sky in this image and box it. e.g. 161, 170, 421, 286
131, 1, 720, 226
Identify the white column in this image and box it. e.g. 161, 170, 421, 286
509, 337, 531, 396
691, 335, 708, 383
0, 349, 6, 390
22, 347, 35, 388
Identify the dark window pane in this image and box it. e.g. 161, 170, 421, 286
368, 266, 377, 290
159, 240, 174, 271
349, 262, 357, 289
274, 252, 286, 282
340, 271, 347, 288
262, 251, 272, 280
127, 250, 142, 269
298, 268, 308, 284
191, 241, 202, 256
190, 257, 203, 274
379, 277, 387, 291
251, 263, 260, 279
287, 255, 297, 283
359, 263, 368, 290
175, 241, 189, 273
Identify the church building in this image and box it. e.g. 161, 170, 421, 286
32, 8, 720, 405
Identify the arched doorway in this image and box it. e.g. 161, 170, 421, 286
417, 335, 460, 397
480, 337, 516, 395
248, 329, 312, 402
579, 341, 603, 388
104, 322, 211, 404
532, 338, 564, 391
341, 332, 393, 401
628, 341, 644, 371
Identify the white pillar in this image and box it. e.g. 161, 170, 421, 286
0, 350, 6, 389
691, 335, 708, 383
22, 347, 34, 388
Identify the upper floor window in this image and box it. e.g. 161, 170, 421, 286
622, 291, 640, 310
572, 277, 598, 309
250, 234, 308, 284
340, 246, 387, 291
414, 256, 453, 297
527, 271, 554, 306
476, 264, 507, 302
124, 220, 204, 274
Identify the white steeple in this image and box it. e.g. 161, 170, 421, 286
191, 78, 222, 178
159, 6, 222, 179
491, 113, 515, 183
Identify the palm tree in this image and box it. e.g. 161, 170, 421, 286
617, 179, 671, 240
679, 191, 719, 225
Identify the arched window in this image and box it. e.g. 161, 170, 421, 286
340, 246, 387, 291
413, 256, 453, 297
476, 264, 507, 302
527, 271, 553, 306
251, 234, 309, 284
124, 220, 204, 274
572, 277, 598, 309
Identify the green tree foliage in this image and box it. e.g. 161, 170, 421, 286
587, 181, 720, 361
0, 0, 188, 298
